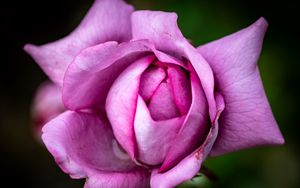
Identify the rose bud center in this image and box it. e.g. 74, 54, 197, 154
134, 59, 193, 165
139, 61, 192, 121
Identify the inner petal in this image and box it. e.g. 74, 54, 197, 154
139, 65, 166, 101
148, 80, 181, 121
168, 65, 192, 115
134, 95, 185, 165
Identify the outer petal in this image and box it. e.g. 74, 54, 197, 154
106, 55, 155, 159
24, 0, 134, 86
160, 71, 208, 171
63, 40, 152, 111
197, 18, 284, 156
84, 170, 150, 188
134, 95, 185, 165
31, 81, 65, 140
151, 94, 225, 188
131, 11, 216, 120
42, 111, 149, 187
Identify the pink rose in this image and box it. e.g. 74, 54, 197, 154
24, 0, 284, 187
31, 81, 65, 140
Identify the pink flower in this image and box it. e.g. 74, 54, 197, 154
24, 0, 284, 187
31, 81, 65, 140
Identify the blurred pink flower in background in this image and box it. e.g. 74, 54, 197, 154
25, 0, 284, 187
31, 81, 65, 140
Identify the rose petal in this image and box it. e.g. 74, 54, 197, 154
84, 170, 150, 188
160, 71, 209, 171
131, 11, 217, 121
42, 111, 150, 187
150, 94, 225, 188
145, 44, 189, 70
132, 11, 186, 59
167, 65, 192, 115
139, 65, 166, 101
148, 81, 181, 121
31, 81, 65, 139
197, 18, 284, 156
42, 111, 139, 178
63, 40, 152, 111
24, 0, 134, 86
106, 55, 155, 159
134, 95, 185, 165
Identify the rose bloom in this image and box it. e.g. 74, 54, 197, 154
31, 81, 65, 140
24, 0, 284, 187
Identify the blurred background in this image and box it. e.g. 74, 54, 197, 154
1, 0, 299, 187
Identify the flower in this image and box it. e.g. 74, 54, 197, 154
24, 0, 284, 187
31, 81, 65, 140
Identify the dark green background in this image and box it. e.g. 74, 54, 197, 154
1, 0, 299, 187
